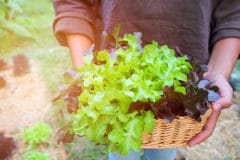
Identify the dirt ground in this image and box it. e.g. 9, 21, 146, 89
0, 62, 239, 160
0, 62, 51, 134
0, 61, 57, 159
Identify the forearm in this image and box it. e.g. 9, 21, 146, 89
66, 34, 92, 68
207, 38, 240, 79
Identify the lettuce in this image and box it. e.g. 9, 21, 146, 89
68, 33, 191, 155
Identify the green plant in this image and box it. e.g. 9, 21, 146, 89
65, 138, 108, 160
23, 122, 52, 147
224, 157, 232, 160
56, 31, 219, 155
22, 150, 50, 160
22, 122, 52, 160
60, 33, 192, 155
0, 0, 32, 38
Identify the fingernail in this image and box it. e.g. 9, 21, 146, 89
188, 141, 194, 147
213, 104, 221, 111
203, 72, 207, 78
188, 143, 195, 147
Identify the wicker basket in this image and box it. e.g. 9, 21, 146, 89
141, 109, 211, 148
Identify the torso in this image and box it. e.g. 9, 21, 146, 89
98, 0, 215, 64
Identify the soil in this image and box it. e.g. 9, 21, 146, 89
0, 63, 51, 134
0, 61, 55, 159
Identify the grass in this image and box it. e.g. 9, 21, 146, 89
0, 0, 72, 93
65, 137, 107, 160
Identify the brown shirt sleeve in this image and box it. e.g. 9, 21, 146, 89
52, 0, 99, 46
211, 0, 240, 48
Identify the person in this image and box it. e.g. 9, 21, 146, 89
52, 0, 240, 159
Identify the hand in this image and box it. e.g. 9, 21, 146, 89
188, 73, 233, 147
66, 34, 92, 68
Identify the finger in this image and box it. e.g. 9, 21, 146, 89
213, 96, 232, 111
204, 75, 233, 111
213, 84, 233, 111
188, 110, 221, 147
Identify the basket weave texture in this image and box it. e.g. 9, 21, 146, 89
141, 109, 211, 148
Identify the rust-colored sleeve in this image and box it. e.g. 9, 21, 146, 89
52, 0, 99, 46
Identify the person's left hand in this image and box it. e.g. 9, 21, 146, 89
188, 73, 233, 147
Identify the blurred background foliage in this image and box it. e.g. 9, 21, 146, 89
0, 0, 72, 93
0, 0, 32, 38
0, 0, 107, 159
0, 0, 239, 160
